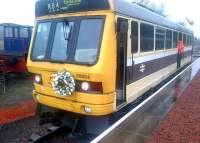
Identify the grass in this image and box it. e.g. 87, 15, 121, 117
0, 74, 34, 108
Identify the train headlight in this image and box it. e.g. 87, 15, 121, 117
35, 75, 42, 84
81, 82, 90, 91
36, 94, 40, 101
84, 106, 92, 113
77, 81, 103, 94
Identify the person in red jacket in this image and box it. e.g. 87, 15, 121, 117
177, 41, 185, 68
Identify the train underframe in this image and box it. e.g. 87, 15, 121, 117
0, 54, 27, 73
37, 103, 111, 135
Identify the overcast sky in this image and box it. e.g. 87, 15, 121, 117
0, 0, 199, 37
149, 0, 200, 37
0, 0, 35, 25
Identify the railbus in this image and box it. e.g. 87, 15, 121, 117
27, 0, 193, 133
0, 23, 32, 73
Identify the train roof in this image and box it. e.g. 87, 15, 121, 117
113, 0, 193, 34
35, 0, 192, 34
0, 23, 32, 28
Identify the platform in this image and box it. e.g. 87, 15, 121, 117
91, 58, 200, 143
149, 62, 200, 142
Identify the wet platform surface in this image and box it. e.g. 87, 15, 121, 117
95, 58, 200, 143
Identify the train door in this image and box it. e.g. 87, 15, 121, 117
116, 18, 128, 108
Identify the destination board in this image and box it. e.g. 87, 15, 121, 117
35, 0, 110, 17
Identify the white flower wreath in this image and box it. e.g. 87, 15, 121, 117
51, 70, 76, 96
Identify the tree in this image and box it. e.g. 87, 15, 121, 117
178, 21, 186, 26
185, 17, 194, 26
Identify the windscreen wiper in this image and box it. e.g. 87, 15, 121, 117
63, 20, 73, 41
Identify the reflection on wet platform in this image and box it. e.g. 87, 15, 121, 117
98, 58, 200, 143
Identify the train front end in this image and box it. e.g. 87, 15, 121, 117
27, 0, 117, 131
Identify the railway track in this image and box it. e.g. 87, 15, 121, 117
29, 125, 96, 143
30, 126, 70, 143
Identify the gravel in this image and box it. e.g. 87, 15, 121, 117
149, 71, 200, 143
0, 117, 50, 143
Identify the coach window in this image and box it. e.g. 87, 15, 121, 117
131, 21, 138, 53
173, 31, 178, 48
20, 28, 29, 38
188, 35, 191, 46
155, 27, 165, 50
188, 36, 190, 46
5, 27, 13, 38
0, 26, 3, 50
190, 35, 192, 46
183, 34, 186, 45
140, 23, 154, 52
186, 35, 190, 46
14, 28, 18, 38
0, 26, 3, 40
179, 32, 183, 41
166, 30, 172, 49
190, 35, 193, 46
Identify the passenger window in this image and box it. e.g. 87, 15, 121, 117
190, 35, 193, 46
179, 32, 183, 41
14, 28, 18, 38
20, 28, 29, 38
188, 35, 190, 46
131, 21, 138, 53
0, 26, 3, 50
0, 26, 3, 41
166, 30, 172, 49
140, 23, 154, 52
186, 35, 190, 46
173, 31, 178, 48
155, 27, 165, 50
183, 34, 186, 45
5, 27, 13, 38
190, 35, 192, 46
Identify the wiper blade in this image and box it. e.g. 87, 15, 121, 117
63, 20, 73, 41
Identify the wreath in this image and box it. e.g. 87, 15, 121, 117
51, 70, 76, 96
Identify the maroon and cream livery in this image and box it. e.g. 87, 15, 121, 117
113, 0, 193, 105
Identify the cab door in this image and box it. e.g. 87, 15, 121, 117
116, 18, 128, 107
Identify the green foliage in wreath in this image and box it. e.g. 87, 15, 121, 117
51, 70, 76, 96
